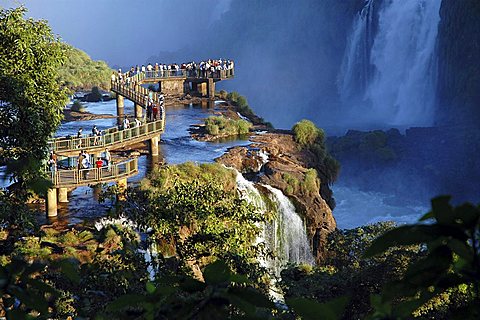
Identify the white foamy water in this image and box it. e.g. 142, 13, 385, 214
339, 0, 442, 126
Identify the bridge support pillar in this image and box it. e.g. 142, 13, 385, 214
191, 82, 198, 92
207, 79, 215, 99
57, 187, 68, 203
134, 103, 143, 119
116, 95, 125, 125
150, 135, 160, 156
117, 178, 127, 201
46, 188, 57, 217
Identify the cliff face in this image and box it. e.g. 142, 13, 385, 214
436, 0, 480, 125
218, 133, 337, 263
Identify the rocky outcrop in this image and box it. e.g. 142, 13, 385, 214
218, 132, 337, 263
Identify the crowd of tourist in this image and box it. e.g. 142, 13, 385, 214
111, 59, 234, 83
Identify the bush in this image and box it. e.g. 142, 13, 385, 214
218, 90, 228, 99
71, 101, 86, 112
85, 86, 102, 102
204, 116, 252, 136
292, 119, 325, 146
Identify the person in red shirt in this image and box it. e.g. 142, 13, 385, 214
95, 158, 103, 168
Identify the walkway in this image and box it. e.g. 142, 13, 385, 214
50, 158, 138, 188
49, 119, 164, 156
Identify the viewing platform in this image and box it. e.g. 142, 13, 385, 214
45, 158, 138, 217
49, 119, 164, 157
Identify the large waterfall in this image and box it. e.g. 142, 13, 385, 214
235, 172, 314, 275
338, 0, 442, 126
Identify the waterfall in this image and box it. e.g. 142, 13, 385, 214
235, 171, 314, 276
263, 185, 315, 271
338, 0, 442, 126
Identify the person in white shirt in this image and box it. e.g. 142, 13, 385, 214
123, 116, 130, 130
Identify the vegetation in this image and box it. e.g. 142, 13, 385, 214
57, 43, 113, 91
70, 101, 86, 112
205, 115, 252, 136
225, 91, 273, 128
0, 6, 68, 197
282, 169, 320, 197
85, 86, 103, 102
291, 119, 340, 185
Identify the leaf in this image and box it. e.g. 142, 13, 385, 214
229, 287, 275, 309
106, 294, 146, 311
286, 296, 348, 320
447, 238, 473, 262
146, 281, 156, 294
364, 225, 438, 258
431, 196, 453, 225
55, 259, 80, 284
203, 260, 231, 285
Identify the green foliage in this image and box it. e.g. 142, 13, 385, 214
291, 119, 339, 185
205, 115, 252, 136
57, 43, 113, 91
281, 222, 421, 319
365, 196, 480, 319
282, 169, 320, 197
218, 89, 228, 99
0, 6, 68, 195
103, 260, 276, 319
70, 100, 86, 112
0, 189, 38, 236
85, 86, 103, 102
292, 119, 325, 146
143, 162, 238, 192
120, 163, 270, 286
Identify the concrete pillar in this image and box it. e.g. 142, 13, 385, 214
150, 135, 160, 156
116, 95, 125, 125
57, 187, 68, 203
158, 81, 162, 93
134, 103, 142, 119
191, 82, 198, 92
46, 188, 57, 217
198, 82, 207, 97
117, 178, 127, 201
207, 78, 215, 99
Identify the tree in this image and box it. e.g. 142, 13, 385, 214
0, 6, 68, 196
365, 196, 480, 319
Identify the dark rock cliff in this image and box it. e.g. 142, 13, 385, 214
436, 0, 480, 126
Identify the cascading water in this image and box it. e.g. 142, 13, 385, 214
235, 171, 314, 276
263, 185, 315, 272
338, 0, 442, 126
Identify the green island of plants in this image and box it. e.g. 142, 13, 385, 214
205, 115, 252, 136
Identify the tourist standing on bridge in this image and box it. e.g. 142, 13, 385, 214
152, 103, 158, 120
111, 71, 116, 83
104, 148, 111, 171
48, 151, 57, 172
95, 157, 103, 169
123, 116, 130, 130
92, 125, 100, 145
146, 102, 152, 122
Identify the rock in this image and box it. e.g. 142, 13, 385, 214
217, 132, 337, 263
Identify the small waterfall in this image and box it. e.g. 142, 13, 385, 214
235, 171, 314, 276
338, 0, 442, 126
263, 185, 315, 271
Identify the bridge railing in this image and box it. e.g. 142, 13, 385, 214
49, 119, 165, 153
143, 68, 234, 80
111, 81, 162, 106
48, 158, 138, 187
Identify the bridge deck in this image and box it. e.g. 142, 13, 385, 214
49, 119, 164, 157
49, 158, 138, 188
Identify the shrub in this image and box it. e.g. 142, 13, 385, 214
292, 119, 325, 146
85, 86, 102, 102
218, 90, 228, 99
204, 116, 252, 136
226, 91, 240, 103
71, 101, 86, 112
302, 169, 319, 196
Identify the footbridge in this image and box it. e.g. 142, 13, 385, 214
45, 62, 234, 218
